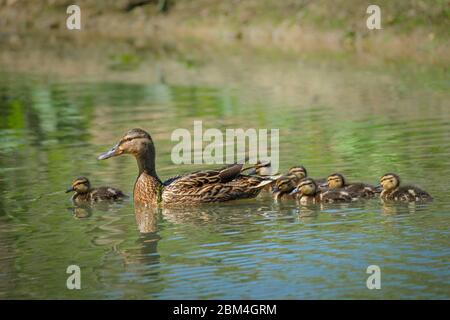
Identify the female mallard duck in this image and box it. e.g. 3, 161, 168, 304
290, 178, 354, 205
97, 128, 276, 206
322, 173, 380, 198
379, 173, 432, 202
66, 177, 127, 204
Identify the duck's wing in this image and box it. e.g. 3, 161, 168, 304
163, 174, 184, 186
162, 164, 275, 203
162, 163, 242, 187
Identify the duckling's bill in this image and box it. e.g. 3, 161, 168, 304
65, 186, 74, 193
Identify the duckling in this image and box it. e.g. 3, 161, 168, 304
269, 165, 324, 199
287, 166, 307, 182
288, 165, 326, 185
323, 173, 379, 198
242, 160, 273, 176
271, 175, 297, 200
66, 177, 127, 204
241, 161, 274, 192
290, 178, 354, 205
97, 128, 277, 206
379, 173, 432, 202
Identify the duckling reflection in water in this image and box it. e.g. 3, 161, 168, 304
379, 173, 432, 202
70, 206, 92, 219
290, 178, 355, 205
66, 177, 128, 205
322, 173, 380, 198
381, 202, 419, 215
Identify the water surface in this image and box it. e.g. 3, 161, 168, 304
0, 59, 449, 299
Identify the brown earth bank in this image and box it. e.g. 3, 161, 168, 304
0, 0, 449, 73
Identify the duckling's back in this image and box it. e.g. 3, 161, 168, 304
384, 185, 432, 202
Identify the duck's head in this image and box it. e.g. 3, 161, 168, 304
272, 175, 296, 194
326, 173, 345, 189
98, 128, 153, 160
288, 166, 307, 181
66, 177, 91, 194
380, 173, 400, 191
290, 178, 317, 196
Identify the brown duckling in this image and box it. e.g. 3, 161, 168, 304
379, 173, 432, 202
287, 166, 307, 182
241, 161, 274, 192
244, 160, 273, 176
288, 165, 326, 185
66, 177, 127, 204
270, 165, 325, 199
323, 173, 380, 198
97, 128, 276, 206
271, 175, 297, 200
290, 178, 354, 205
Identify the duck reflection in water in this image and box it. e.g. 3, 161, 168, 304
381, 201, 431, 215
70, 205, 92, 219
297, 205, 320, 219
120, 204, 161, 268
68, 200, 127, 219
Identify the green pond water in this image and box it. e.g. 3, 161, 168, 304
0, 58, 449, 299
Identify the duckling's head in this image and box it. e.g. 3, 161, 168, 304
255, 161, 272, 176
288, 166, 307, 180
98, 128, 153, 160
66, 177, 91, 194
380, 173, 400, 191
272, 175, 295, 193
291, 178, 317, 196
327, 173, 345, 189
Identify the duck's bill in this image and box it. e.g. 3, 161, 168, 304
318, 183, 328, 188
65, 187, 74, 193
97, 143, 120, 160
289, 187, 299, 195
374, 184, 383, 192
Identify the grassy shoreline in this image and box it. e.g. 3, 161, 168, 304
0, 0, 448, 71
